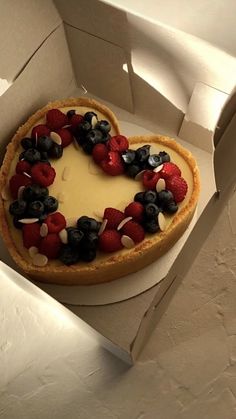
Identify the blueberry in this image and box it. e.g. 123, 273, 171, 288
77, 216, 100, 233
28, 201, 45, 217
80, 248, 96, 262
40, 151, 49, 162
48, 143, 63, 159
9, 200, 27, 216
43, 196, 58, 213
121, 150, 136, 165
83, 231, 99, 250
148, 154, 162, 168
143, 219, 160, 234
37, 135, 53, 152
134, 191, 145, 204
82, 141, 94, 155
83, 111, 97, 124
165, 201, 178, 214
23, 148, 41, 164
38, 213, 47, 224
95, 120, 111, 134
144, 203, 160, 219
157, 190, 174, 206
67, 109, 76, 119
126, 164, 141, 178
136, 145, 150, 163
159, 151, 170, 163
59, 245, 80, 265
67, 228, 84, 247
76, 121, 92, 145
100, 133, 111, 144
13, 216, 23, 229
144, 190, 158, 204
23, 184, 49, 202
86, 129, 103, 144
21, 137, 35, 150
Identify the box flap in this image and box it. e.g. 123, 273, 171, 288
214, 86, 236, 147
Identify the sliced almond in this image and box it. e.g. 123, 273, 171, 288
50, 131, 62, 145
117, 217, 132, 231
40, 223, 48, 237
17, 185, 25, 200
153, 164, 163, 173
63, 124, 72, 129
121, 235, 135, 249
59, 228, 68, 244
156, 178, 166, 193
158, 212, 167, 231
73, 138, 80, 150
18, 218, 39, 224
135, 170, 146, 181
32, 253, 48, 267
29, 246, 39, 258
57, 192, 65, 203
62, 166, 71, 181
23, 172, 31, 178
91, 115, 98, 128
98, 219, 108, 236
1, 185, 11, 201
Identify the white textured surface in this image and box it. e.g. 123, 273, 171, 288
1, 196, 236, 418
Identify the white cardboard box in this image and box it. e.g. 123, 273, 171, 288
0, 0, 236, 363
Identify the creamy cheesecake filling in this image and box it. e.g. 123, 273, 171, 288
4, 106, 194, 266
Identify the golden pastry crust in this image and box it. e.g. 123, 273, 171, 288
0, 99, 200, 286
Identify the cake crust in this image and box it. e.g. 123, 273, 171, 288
0, 98, 200, 285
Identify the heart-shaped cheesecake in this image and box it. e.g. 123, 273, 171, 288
0, 98, 200, 285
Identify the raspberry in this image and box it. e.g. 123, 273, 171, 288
124, 202, 144, 222
46, 109, 68, 130
31, 163, 56, 187
56, 128, 73, 148
45, 212, 66, 233
92, 143, 108, 164
9, 174, 32, 199
108, 135, 129, 152
103, 208, 125, 229
15, 160, 32, 175
165, 175, 188, 203
160, 162, 181, 179
31, 124, 50, 139
143, 170, 161, 190
100, 151, 124, 176
22, 223, 41, 249
121, 220, 145, 244
39, 233, 62, 259
70, 114, 84, 133
99, 229, 123, 253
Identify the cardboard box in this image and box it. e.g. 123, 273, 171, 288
0, 0, 236, 363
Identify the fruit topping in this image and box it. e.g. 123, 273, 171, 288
135, 145, 150, 163
45, 212, 66, 233
157, 190, 174, 209
165, 175, 188, 203
83, 111, 97, 124
148, 154, 162, 168
155, 178, 166, 193
59, 245, 80, 265
39, 233, 62, 259
134, 191, 145, 204
31, 125, 50, 139
160, 162, 181, 179
143, 190, 158, 204
103, 208, 125, 229
101, 151, 124, 176
22, 184, 48, 202
80, 248, 97, 262
126, 164, 142, 178
121, 220, 145, 244
124, 201, 144, 222
22, 223, 41, 249
165, 201, 178, 214
99, 229, 123, 253
43, 196, 58, 213
56, 128, 73, 148
16, 161, 32, 175
31, 163, 56, 187
9, 174, 32, 199
22, 148, 41, 164
67, 227, 84, 247
37, 135, 53, 152
9, 200, 27, 216
67, 109, 76, 119
121, 149, 136, 165
159, 151, 170, 163
143, 170, 161, 190
108, 135, 129, 152
21, 137, 35, 150
143, 219, 160, 234
48, 143, 63, 159
144, 203, 160, 219
77, 216, 100, 233
28, 200, 45, 218
95, 120, 111, 134
46, 109, 68, 130
92, 143, 109, 164
69, 113, 84, 132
